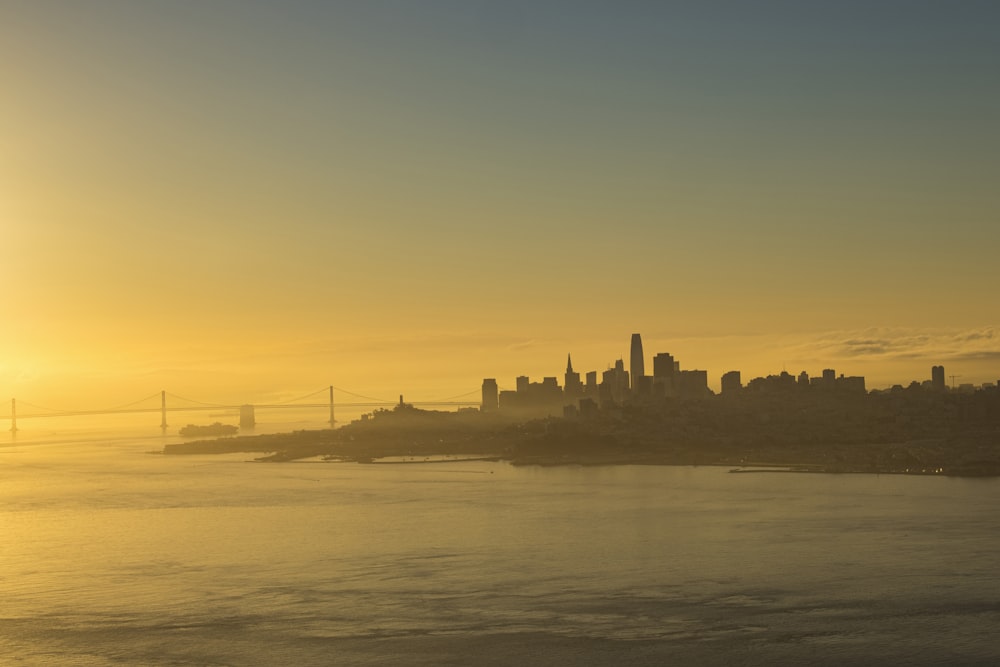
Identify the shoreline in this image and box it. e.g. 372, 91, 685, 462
162, 441, 1000, 477
160, 404, 1000, 478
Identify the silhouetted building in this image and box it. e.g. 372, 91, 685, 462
481, 378, 498, 412
630, 333, 645, 391
564, 354, 583, 398
598, 375, 615, 407
748, 371, 798, 393
614, 359, 629, 400
678, 370, 709, 398
498, 390, 518, 409
932, 365, 946, 391
650, 352, 678, 397
601, 359, 630, 405
499, 372, 563, 415
721, 371, 741, 395
811, 369, 837, 390
653, 353, 675, 378
837, 375, 866, 393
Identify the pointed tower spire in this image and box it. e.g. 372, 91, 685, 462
564, 353, 582, 398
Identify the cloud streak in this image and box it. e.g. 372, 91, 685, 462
817, 327, 998, 362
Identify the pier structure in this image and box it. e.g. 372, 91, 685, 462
240, 405, 256, 429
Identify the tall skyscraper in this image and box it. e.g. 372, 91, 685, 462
602, 359, 630, 405
481, 378, 499, 411
630, 333, 644, 390
653, 352, 675, 378
931, 365, 945, 391
721, 370, 742, 395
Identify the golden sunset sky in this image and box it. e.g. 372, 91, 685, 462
3, 1, 999, 409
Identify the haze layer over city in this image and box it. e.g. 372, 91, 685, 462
3, 1, 999, 409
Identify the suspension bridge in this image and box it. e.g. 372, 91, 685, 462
2, 386, 482, 433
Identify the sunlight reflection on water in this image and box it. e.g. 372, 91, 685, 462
2, 426, 1000, 665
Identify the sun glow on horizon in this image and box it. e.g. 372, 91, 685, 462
2, 2, 999, 412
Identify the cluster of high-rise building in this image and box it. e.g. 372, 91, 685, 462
736, 368, 866, 395
481, 333, 710, 416
481, 333, 999, 416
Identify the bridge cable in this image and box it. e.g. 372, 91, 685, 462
270, 387, 331, 405
425, 388, 482, 402
15, 392, 164, 416
330, 386, 393, 403
13, 400, 66, 413
101, 392, 166, 412
164, 392, 230, 409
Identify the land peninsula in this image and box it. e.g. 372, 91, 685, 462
163, 389, 1000, 476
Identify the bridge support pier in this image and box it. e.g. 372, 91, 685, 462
160, 390, 168, 431
10, 398, 16, 433
240, 404, 256, 430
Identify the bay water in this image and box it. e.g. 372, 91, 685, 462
2, 416, 999, 665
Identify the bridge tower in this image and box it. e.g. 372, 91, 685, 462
329, 386, 335, 427
160, 390, 168, 431
9, 398, 16, 433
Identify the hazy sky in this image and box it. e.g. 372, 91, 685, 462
3, 1, 999, 407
